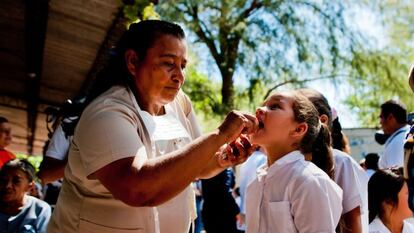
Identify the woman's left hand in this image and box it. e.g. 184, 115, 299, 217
216, 134, 259, 168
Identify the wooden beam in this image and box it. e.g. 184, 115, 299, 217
80, 8, 128, 95
24, 0, 49, 155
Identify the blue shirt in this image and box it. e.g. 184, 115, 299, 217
0, 195, 51, 233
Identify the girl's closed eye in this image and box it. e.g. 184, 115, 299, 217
268, 103, 281, 110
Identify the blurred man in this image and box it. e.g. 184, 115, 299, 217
0, 116, 15, 169
379, 99, 410, 169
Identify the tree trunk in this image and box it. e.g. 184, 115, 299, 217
220, 68, 235, 113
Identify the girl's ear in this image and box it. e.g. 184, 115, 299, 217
292, 122, 308, 138
125, 49, 138, 77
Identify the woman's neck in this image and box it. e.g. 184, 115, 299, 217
0, 197, 26, 215
382, 215, 404, 233
137, 99, 165, 116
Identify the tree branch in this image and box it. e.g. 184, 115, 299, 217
237, 0, 263, 22
186, 1, 222, 65
263, 74, 351, 99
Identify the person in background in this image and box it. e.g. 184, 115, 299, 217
237, 148, 266, 231
37, 121, 70, 208
46, 20, 258, 233
379, 100, 410, 169
0, 159, 51, 233
246, 90, 342, 232
191, 180, 203, 233
201, 168, 240, 233
299, 88, 369, 233
0, 116, 15, 169
365, 153, 379, 179
368, 169, 413, 233
37, 123, 70, 185
331, 108, 352, 155
232, 187, 245, 233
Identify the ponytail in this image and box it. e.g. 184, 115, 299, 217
291, 91, 335, 179
311, 124, 334, 179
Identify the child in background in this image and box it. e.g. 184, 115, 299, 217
0, 117, 15, 169
245, 90, 342, 233
299, 88, 369, 233
368, 169, 413, 233
0, 159, 51, 232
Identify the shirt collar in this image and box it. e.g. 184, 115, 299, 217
256, 150, 304, 181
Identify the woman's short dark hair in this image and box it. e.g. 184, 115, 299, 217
0, 159, 36, 182
368, 169, 405, 223
87, 20, 185, 104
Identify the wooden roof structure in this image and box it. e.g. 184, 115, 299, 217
0, 0, 129, 155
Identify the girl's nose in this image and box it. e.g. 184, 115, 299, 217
256, 107, 265, 117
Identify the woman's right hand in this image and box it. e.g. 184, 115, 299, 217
217, 110, 259, 143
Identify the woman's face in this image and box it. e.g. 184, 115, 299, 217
250, 91, 299, 149
134, 34, 187, 107
393, 182, 412, 220
0, 168, 32, 203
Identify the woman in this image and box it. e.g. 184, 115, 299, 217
368, 169, 414, 233
299, 88, 369, 233
46, 20, 257, 233
0, 159, 51, 233
245, 90, 343, 232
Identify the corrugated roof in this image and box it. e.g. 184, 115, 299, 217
0, 0, 122, 155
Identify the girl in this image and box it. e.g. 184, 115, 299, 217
368, 169, 413, 233
299, 88, 369, 233
245, 90, 343, 232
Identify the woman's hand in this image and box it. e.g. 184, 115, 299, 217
217, 111, 259, 143
197, 111, 259, 179
217, 134, 259, 168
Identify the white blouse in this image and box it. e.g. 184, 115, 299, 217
369, 217, 414, 233
245, 150, 343, 233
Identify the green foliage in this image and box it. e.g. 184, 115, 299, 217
15, 153, 43, 173
119, 0, 414, 128
156, 0, 365, 113
182, 65, 223, 132
345, 1, 414, 126
123, 0, 160, 22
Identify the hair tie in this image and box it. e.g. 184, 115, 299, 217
316, 119, 322, 132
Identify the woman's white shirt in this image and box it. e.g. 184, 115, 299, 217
245, 150, 343, 233
140, 104, 195, 233
47, 86, 201, 233
369, 217, 414, 233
